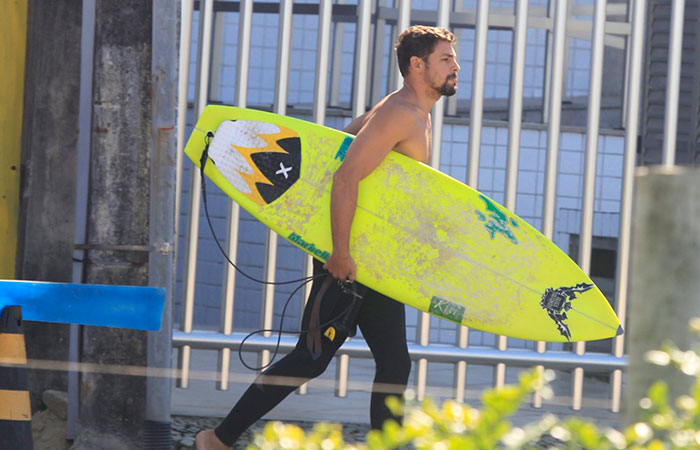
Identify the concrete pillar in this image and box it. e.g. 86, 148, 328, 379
72, 1, 153, 448
144, 0, 178, 447
623, 166, 700, 426
16, 0, 82, 410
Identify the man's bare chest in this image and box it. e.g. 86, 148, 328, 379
394, 121, 431, 164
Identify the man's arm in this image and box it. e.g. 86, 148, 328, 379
343, 111, 369, 135
323, 104, 415, 281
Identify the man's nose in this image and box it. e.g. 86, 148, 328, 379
453, 60, 461, 72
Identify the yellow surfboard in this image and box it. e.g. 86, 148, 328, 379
185, 105, 623, 342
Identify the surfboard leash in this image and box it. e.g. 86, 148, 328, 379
237, 277, 363, 371
198, 131, 363, 371
199, 131, 319, 287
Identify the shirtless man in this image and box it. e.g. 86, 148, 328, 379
196, 25, 460, 450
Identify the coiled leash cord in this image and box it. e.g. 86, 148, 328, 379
198, 131, 362, 371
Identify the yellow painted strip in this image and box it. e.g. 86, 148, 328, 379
0, 333, 27, 365
0, 390, 31, 421
0, 0, 28, 279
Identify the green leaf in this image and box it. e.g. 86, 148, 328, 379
648, 381, 670, 411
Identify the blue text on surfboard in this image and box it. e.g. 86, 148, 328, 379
288, 232, 331, 260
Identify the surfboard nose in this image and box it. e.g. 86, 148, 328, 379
208, 120, 302, 206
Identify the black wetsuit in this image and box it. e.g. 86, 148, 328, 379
214, 258, 412, 446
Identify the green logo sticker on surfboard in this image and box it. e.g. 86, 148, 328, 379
429, 296, 466, 323
288, 232, 330, 260
475, 194, 519, 244
334, 136, 353, 162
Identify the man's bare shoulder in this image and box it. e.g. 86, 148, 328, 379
372, 92, 425, 124
344, 91, 426, 136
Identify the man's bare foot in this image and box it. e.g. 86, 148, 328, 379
195, 429, 229, 450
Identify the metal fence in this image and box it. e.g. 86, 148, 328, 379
171, 0, 668, 414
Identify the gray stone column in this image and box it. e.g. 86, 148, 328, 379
17, 0, 82, 411
624, 166, 700, 426
72, 1, 153, 448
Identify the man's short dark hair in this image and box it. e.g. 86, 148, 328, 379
395, 25, 457, 77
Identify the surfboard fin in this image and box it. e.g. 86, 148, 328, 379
616, 325, 624, 336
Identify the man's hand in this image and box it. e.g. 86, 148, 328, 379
323, 253, 357, 282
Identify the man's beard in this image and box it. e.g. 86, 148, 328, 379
437, 75, 457, 96
424, 61, 457, 96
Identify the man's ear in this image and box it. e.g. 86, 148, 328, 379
409, 55, 424, 72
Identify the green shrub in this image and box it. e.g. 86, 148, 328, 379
247, 321, 700, 450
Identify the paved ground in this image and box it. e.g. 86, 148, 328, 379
171, 348, 622, 431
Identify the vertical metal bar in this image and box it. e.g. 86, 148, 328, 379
178, 0, 215, 389
446, 0, 463, 117
447, 0, 469, 404
335, 351, 350, 397
218, 203, 240, 391
209, 11, 225, 102
397, 0, 411, 37
330, 13, 345, 107
561, 5, 572, 102
259, 237, 278, 369
612, 0, 646, 413
429, 0, 451, 168
195, 0, 215, 117
506, 0, 528, 275
467, 0, 496, 387
366, 24, 376, 108
466, 0, 489, 188
416, 0, 450, 402
662, 0, 685, 167
236, 0, 253, 107
313, 0, 333, 125
453, 332, 468, 402
258, 0, 294, 369
370, 0, 387, 105
217, 0, 253, 391
211, 5, 229, 390
535, 0, 565, 399
393, 0, 411, 91
446, 92, 457, 117
68, 0, 96, 437
572, 0, 607, 412
174, 0, 194, 252
297, 0, 332, 396
497, 0, 530, 394
542, 0, 556, 123
297, 256, 313, 395
542, 0, 567, 241
438, 1, 464, 403
147, 0, 178, 427
353, 0, 372, 116
540, 1, 568, 401
620, 2, 633, 132
416, 311, 430, 401
336, 357, 351, 396
335, 0, 373, 398
388, 25, 399, 92
275, 0, 293, 115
